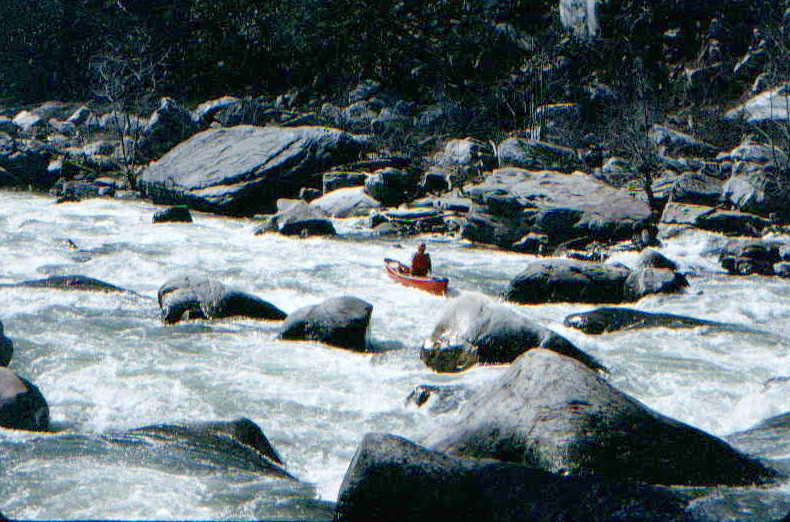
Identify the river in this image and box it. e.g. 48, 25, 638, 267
0, 191, 788, 519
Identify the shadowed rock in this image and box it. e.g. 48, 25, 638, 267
335, 432, 700, 522
158, 275, 286, 324
427, 349, 780, 487
0, 320, 12, 366
564, 307, 732, 335
421, 295, 603, 372
405, 384, 474, 415
0, 367, 49, 431
3, 275, 129, 293
152, 206, 193, 223
279, 296, 372, 351
102, 417, 291, 478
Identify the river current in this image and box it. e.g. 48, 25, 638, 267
0, 191, 788, 519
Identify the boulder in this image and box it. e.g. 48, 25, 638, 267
497, 138, 582, 173
0, 134, 53, 188
0, 367, 49, 431
637, 249, 678, 271
427, 349, 780, 486
669, 172, 723, 206
775, 262, 790, 278
648, 125, 717, 158
623, 268, 688, 300
0, 320, 12, 366
322, 171, 367, 193
279, 296, 372, 351
254, 199, 336, 236
462, 168, 652, 248
405, 384, 473, 415
13, 110, 45, 133
135, 97, 199, 161
138, 125, 366, 216
421, 295, 603, 372
726, 411, 790, 462
158, 275, 286, 324
563, 307, 728, 335
191, 96, 241, 126
503, 259, 631, 304
152, 206, 193, 223
336, 433, 700, 522
719, 240, 784, 276
433, 138, 496, 172
67, 105, 93, 125
101, 417, 291, 477
720, 141, 790, 219
725, 84, 790, 122
364, 168, 419, 206
8, 275, 129, 293
660, 203, 770, 237
309, 187, 380, 218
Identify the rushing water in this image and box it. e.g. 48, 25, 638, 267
0, 191, 788, 520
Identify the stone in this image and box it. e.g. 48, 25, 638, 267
433, 138, 496, 171
323, 171, 367, 193
726, 84, 790, 122
0, 367, 49, 431
497, 138, 582, 173
152, 206, 193, 224
139, 125, 366, 216
0, 134, 53, 188
719, 140, 790, 219
9, 275, 129, 293
158, 275, 286, 324
12, 110, 45, 133
254, 199, 336, 236
279, 296, 372, 351
563, 307, 727, 335
649, 125, 717, 158
336, 433, 701, 521
503, 259, 632, 304
191, 96, 241, 126
364, 168, 418, 206
623, 268, 688, 300
136, 97, 199, 161
0, 320, 12, 366
67, 106, 93, 125
637, 249, 678, 271
405, 384, 473, 415
719, 240, 783, 276
427, 349, 780, 487
660, 203, 770, 237
669, 172, 723, 206
309, 187, 380, 218
421, 294, 603, 372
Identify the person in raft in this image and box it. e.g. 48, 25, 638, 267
411, 243, 432, 276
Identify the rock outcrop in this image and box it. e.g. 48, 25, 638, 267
0, 320, 12, 366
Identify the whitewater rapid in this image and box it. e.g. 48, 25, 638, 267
0, 191, 788, 519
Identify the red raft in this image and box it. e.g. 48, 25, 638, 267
384, 258, 448, 296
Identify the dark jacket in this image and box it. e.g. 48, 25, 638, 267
411, 251, 431, 276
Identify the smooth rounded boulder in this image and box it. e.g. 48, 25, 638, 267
158, 275, 286, 324
422, 295, 603, 372
138, 125, 367, 216
0, 367, 49, 431
0, 320, 12, 366
279, 296, 372, 351
426, 349, 779, 487
152, 205, 193, 223
335, 433, 700, 522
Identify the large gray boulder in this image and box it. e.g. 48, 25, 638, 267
426, 349, 780, 487
720, 141, 790, 219
660, 202, 770, 237
564, 307, 730, 335
158, 275, 286, 324
718, 240, 786, 276
726, 411, 790, 462
0, 320, 12, 366
623, 267, 688, 300
0, 367, 49, 431
279, 296, 372, 351
254, 199, 336, 236
0, 134, 53, 188
138, 125, 366, 215
336, 432, 700, 522
309, 187, 380, 218
497, 138, 583, 173
462, 168, 652, 249
504, 259, 630, 304
364, 168, 419, 207
725, 84, 790, 122
421, 295, 603, 372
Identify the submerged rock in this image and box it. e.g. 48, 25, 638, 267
158, 275, 286, 324
0, 367, 49, 432
426, 349, 779, 487
152, 206, 193, 223
102, 417, 291, 478
422, 295, 603, 372
335, 432, 700, 522
405, 384, 473, 415
563, 307, 729, 335
6, 275, 129, 293
279, 296, 372, 351
719, 240, 785, 276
